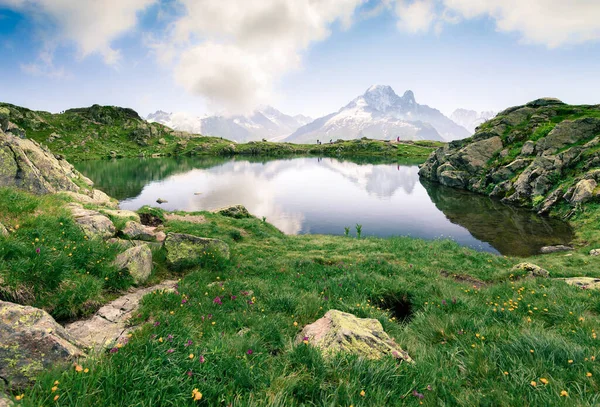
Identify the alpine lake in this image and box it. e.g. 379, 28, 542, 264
75, 155, 574, 257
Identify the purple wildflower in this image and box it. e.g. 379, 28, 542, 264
231, 295, 237, 300
167, 334, 174, 341
246, 349, 253, 355
441, 300, 447, 306
166, 348, 175, 354
181, 298, 188, 304
185, 339, 193, 347
35, 248, 40, 254
199, 355, 205, 363
109, 347, 119, 354
187, 371, 193, 377
412, 390, 424, 399
153, 321, 160, 327
213, 296, 222, 305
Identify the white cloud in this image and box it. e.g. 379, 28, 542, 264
395, 0, 436, 33
0, 0, 156, 64
392, 0, 600, 48
162, 0, 367, 113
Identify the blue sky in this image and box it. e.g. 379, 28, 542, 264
1, 0, 599, 118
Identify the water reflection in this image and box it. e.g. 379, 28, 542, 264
75, 156, 573, 256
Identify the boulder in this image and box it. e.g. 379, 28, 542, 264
121, 221, 158, 241
114, 245, 153, 284
158, 138, 167, 145
68, 204, 116, 240
164, 233, 229, 270
0, 301, 84, 387
512, 262, 550, 278
0, 130, 90, 195
101, 209, 141, 223
0, 222, 7, 237
537, 117, 600, 155
521, 141, 535, 156
214, 205, 251, 219
569, 179, 597, 204
562, 277, 600, 290
590, 249, 600, 256
297, 310, 412, 362
540, 245, 573, 254
0, 393, 13, 407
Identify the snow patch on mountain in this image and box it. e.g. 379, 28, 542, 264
450, 109, 497, 134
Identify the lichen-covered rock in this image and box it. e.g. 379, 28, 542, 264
562, 277, 600, 290
297, 310, 412, 362
0, 129, 94, 196
512, 262, 550, 278
0, 301, 84, 387
68, 204, 116, 240
540, 245, 573, 254
62, 189, 118, 208
164, 233, 229, 270
121, 221, 158, 241
590, 249, 600, 256
114, 245, 153, 284
569, 179, 597, 204
214, 205, 251, 219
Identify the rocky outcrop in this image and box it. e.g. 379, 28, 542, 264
419, 99, 600, 215
164, 233, 229, 270
0, 301, 84, 387
121, 221, 163, 242
0, 128, 107, 200
214, 205, 251, 219
512, 262, 550, 278
67, 203, 116, 240
114, 245, 153, 284
62, 190, 117, 208
66, 280, 177, 349
297, 310, 412, 362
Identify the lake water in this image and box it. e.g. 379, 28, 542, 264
75, 156, 574, 256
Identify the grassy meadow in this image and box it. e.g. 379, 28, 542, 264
1, 188, 599, 406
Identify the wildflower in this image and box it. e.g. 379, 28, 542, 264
586, 372, 592, 377
560, 390, 568, 397
74, 364, 83, 372
504, 372, 509, 375
568, 359, 573, 364
247, 349, 253, 355
109, 347, 119, 353
189, 354, 194, 359
54, 395, 59, 402
199, 355, 205, 363
360, 390, 366, 397
182, 298, 188, 304
84, 368, 89, 373
303, 336, 309, 345
540, 378, 548, 385
187, 371, 193, 377
191, 388, 203, 401
52, 386, 58, 392
35, 248, 40, 254
412, 390, 424, 399
426, 385, 433, 391
15, 394, 24, 401
166, 349, 175, 354
441, 300, 447, 306
154, 321, 160, 327
185, 340, 193, 347
158, 337, 164, 343
530, 381, 537, 387
167, 334, 174, 341
293, 321, 298, 327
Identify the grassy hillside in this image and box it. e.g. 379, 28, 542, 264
0, 103, 441, 161
0, 188, 599, 406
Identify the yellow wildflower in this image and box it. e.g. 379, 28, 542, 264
360, 390, 366, 397
560, 390, 568, 397
540, 378, 548, 385
530, 381, 537, 387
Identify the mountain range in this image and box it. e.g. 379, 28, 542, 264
148, 85, 480, 143
450, 109, 497, 133
147, 107, 312, 143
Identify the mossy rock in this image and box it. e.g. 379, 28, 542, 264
164, 233, 230, 270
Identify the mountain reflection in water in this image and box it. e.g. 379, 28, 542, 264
75, 156, 573, 256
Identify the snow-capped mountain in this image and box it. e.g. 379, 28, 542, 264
450, 109, 497, 134
285, 85, 471, 144
146, 107, 312, 143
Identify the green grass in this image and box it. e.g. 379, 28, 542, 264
2, 194, 598, 406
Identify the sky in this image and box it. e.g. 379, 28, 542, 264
0, 0, 599, 119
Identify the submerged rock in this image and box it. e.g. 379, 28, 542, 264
562, 277, 600, 290
0, 301, 84, 387
512, 262, 550, 278
164, 233, 229, 270
114, 245, 153, 284
297, 310, 412, 362
215, 204, 251, 219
